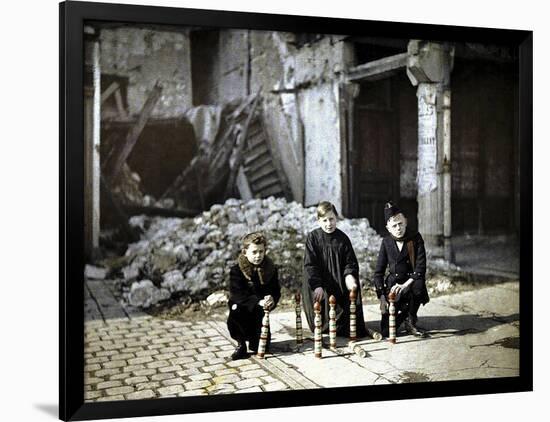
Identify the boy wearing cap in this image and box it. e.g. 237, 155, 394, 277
373, 202, 430, 338
227, 232, 281, 360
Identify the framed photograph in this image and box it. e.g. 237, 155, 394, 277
60, 0, 533, 420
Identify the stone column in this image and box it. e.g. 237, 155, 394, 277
406, 41, 454, 259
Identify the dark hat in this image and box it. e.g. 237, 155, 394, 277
384, 201, 403, 224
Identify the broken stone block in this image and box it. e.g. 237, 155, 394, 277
161, 270, 185, 293
122, 265, 140, 281
206, 291, 228, 307
128, 279, 171, 308
85, 265, 108, 280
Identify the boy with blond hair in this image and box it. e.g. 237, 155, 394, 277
302, 201, 367, 337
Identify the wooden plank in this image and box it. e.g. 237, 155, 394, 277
101, 81, 120, 103
224, 92, 262, 198
347, 53, 408, 82
236, 166, 253, 200
107, 82, 163, 181
244, 155, 272, 174
251, 175, 280, 192
243, 148, 270, 166
248, 167, 277, 184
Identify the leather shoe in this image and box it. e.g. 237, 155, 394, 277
231, 343, 248, 360
403, 319, 427, 337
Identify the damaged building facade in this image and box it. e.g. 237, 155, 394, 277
84, 24, 519, 261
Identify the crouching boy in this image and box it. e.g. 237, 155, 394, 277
374, 202, 430, 338
227, 232, 281, 360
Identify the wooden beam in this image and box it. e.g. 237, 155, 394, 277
101, 81, 119, 104
347, 53, 408, 82
106, 82, 163, 182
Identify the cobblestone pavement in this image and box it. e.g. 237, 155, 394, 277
84, 316, 318, 402
84, 280, 519, 402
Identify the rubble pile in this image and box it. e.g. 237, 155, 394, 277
100, 197, 460, 309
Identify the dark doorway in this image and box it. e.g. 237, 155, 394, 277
190, 30, 219, 106
451, 59, 518, 234
351, 73, 418, 234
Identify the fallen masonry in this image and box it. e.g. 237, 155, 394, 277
92, 197, 462, 309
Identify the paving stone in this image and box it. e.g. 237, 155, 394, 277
85, 364, 102, 372
162, 346, 184, 353
201, 364, 226, 372
184, 380, 212, 390
213, 374, 241, 384
124, 376, 149, 385
216, 350, 234, 358
110, 373, 131, 381
240, 369, 269, 379
135, 350, 159, 358
227, 360, 253, 368
125, 340, 150, 348
198, 346, 220, 353
84, 377, 104, 385
263, 381, 288, 391
132, 368, 157, 377
210, 339, 232, 347
106, 386, 135, 396
215, 368, 238, 376
235, 378, 263, 389
102, 360, 128, 369
158, 385, 186, 395
115, 353, 136, 360
206, 384, 236, 393
151, 373, 176, 381
185, 361, 206, 369
177, 368, 202, 377
97, 395, 125, 401
205, 357, 226, 365
152, 337, 176, 345
158, 365, 182, 374
84, 390, 103, 400
135, 381, 161, 391
176, 350, 198, 357
96, 368, 121, 378
123, 364, 146, 373
178, 390, 207, 397
87, 356, 111, 364
161, 378, 187, 387
154, 352, 177, 361
97, 380, 123, 390
189, 373, 213, 381
261, 376, 279, 384
127, 356, 154, 365
239, 364, 261, 372
220, 345, 236, 351
125, 390, 156, 400
170, 356, 195, 365
236, 386, 263, 393
147, 360, 171, 369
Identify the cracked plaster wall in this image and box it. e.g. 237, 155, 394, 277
100, 28, 192, 118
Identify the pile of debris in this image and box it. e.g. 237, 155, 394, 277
93, 197, 461, 310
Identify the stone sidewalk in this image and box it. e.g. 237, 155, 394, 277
84, 281, 519, 402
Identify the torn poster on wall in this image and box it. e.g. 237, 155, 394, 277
417, 84, 438, 195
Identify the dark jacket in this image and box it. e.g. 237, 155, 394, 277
373, 230, 430, 305
228, 255, 281, 313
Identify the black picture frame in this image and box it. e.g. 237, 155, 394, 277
60, 1, 533, 420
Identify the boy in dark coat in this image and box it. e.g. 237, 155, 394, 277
227, 232, 281, 360
374, 202, 430, 338
302, 201, 367, 338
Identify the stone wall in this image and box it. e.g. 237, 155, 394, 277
100, 28, 192, 118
